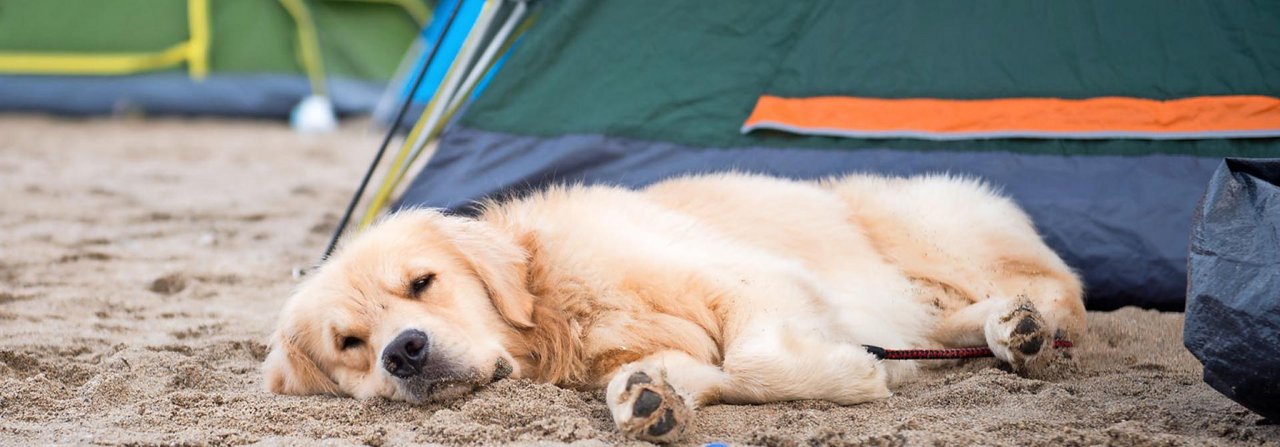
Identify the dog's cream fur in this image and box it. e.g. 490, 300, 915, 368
264, 173, 1085, 442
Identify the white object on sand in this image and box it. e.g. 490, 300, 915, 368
290, 95, 338, 133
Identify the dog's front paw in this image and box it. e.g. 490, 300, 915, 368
985, 297, 1051, 372
607, 368, 691, 443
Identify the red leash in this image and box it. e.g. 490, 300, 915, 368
863, 340, 1074, 360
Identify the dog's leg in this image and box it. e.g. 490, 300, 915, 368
933, 254, 1086, 371
717, 323, 893, 406
933, 296, 1057, 371
827, 173, 1086, 371
606, 350, 730, 443
606, 330, 894, 443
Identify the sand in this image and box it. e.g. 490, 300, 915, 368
0, 115, 1275, 446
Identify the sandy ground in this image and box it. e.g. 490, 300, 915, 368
0, 115, 1276, 446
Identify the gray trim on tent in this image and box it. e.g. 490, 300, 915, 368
0, 73, 385, 117
398, 125, 1223, 311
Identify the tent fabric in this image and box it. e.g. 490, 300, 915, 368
457, 0, 1280, 157
744, 0, 1280, 139
1184, 158, 1280, 421
756, 1, 1280, 101
0, 0, 423, 116
0, 73, 381, 117
399, 0, 1280, 310
0, 0, 419, 79
0, 0, 210, 78
376, 0, 524, 128
400, 0, 490, 104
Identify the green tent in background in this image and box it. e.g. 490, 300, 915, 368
0, 0, 426, 117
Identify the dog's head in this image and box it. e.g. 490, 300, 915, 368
262, 210, 533, 402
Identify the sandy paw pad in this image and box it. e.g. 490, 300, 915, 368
996, 299, 1051, 371
614, 371, 690, 443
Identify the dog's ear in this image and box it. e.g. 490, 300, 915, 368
435, 215, 536, 329
262, 328, 340, 395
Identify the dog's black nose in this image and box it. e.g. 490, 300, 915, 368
382, 329, 430, 378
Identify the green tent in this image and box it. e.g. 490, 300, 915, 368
0, 0, 426, 116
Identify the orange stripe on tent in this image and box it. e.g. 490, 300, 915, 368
742, 95, 1280, 140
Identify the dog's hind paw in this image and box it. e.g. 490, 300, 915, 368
607, 368, 691, 443
985, 297, 1051, 372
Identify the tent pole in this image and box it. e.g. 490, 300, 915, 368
352, 0, 505, 229
354, 0, 479, 231
395, 0, 527, 178
398, 0, 504, 177
320, 0, 467, 262
446, 1, 527, 115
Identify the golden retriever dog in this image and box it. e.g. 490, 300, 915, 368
263, 173, 1085, 442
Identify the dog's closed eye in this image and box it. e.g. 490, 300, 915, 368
340, 336, 364, 351
409, 273, 436, 297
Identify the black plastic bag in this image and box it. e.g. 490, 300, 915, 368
1185, 158, 1280, 421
